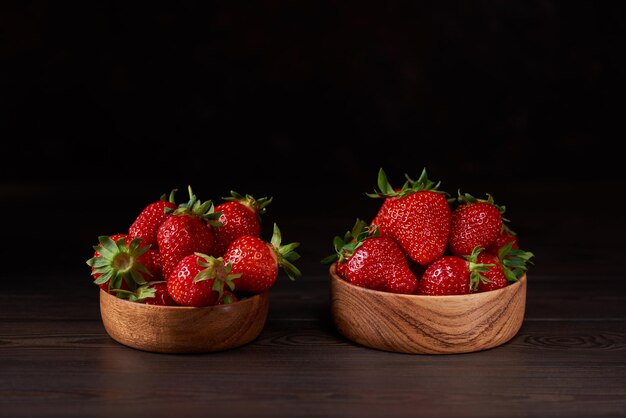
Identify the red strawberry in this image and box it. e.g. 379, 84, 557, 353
487, 224, 519, 254
167, 253, 240, 307
408, 260, 428, 282
212, 191, 272, 257
223, 223, 301, 293
157, 186, 221, 279
139, 249, 163, 281
86, 234, 153, 293
322, 219, 418, 294
128, 189, 178, 249
448, 193, 504, 257
475, 251, 508, 292
141, 282, 176, 305
368, 168, 451, 265
419, 247, 494, 295
476, 243, 535, 292
111, 281, 176, 306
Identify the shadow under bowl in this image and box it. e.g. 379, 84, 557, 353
329, 263, 526, 354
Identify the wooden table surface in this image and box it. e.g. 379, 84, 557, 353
1, 261, 625, 418
1, 180, 625, 417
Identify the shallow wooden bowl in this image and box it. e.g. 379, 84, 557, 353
329, 263, 526, 354
100, 289, 269, 353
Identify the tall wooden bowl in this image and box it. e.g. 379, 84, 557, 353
100, 289, 269, 353
329, 263, 526, 354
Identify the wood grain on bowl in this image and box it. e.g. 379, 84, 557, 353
329, 263, 526, 354
100, 289, 269, 353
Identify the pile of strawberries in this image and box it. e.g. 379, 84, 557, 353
87, 187, 301, 306
323, 168, 534, 295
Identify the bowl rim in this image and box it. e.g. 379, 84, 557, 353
99, 288, 267, 311
329, 262, 526, 300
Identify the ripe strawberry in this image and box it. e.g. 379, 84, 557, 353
475, 251, 508, 292
140, 282, 176, 305
128, 189, 178, 249
476, 243, 535, 292
157, 186, 222, 279
86, 234, 153, 292
448, 193, 504, 257
167, 253, 240, 307
111, 281, 176, 306
419, 247, 494, 295
139, 249, 163, 281
212, 191, 272, 257
223, 223, 301, 293
367, 168, 451, 265
487, 224, 519, 254
322, 219, 418, 294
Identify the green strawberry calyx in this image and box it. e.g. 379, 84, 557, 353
219, 292, 236, 305
110, 281, 166, 302
498, 242, 535, 282
159, 188, 178, 205
269, 223, 302, 281
501, 222, 517, 236
456, 191, 506, 215
166, 185, 222, 227
321, 219, 379, 265
86, 236, 151, 293
223, 190, 273, 220
465, 246, 496, 292
193, 253, 242, 300
366, 167, 448, 199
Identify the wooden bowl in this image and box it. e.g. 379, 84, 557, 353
329, 263, 526, 354
99, 289, 269, 353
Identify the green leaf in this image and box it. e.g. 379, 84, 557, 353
92, 257, 111, 268
332, 236, 345, 252
94, 270, 113, 285
377, 168, 394, 195
110, 274, 123, 291
271, 223, 282, 247
504, 268, 518, 282
98, 236, 118, 255
130, 270, 147, 286
168, 188, 178, 203
135, 285, 157, 301
194, 269, 215, 283
279, 242, 300, 255
282, 261, 302, 281
284, 252, 300, 263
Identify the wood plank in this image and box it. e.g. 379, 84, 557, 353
0, 320, 625, 418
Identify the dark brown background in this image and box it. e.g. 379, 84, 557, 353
1, 1, 624, 278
